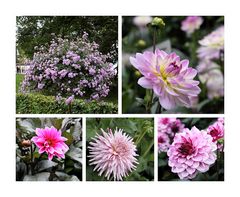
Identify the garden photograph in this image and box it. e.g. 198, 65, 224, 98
16, 118, 82, 181
122, 16, 224, 114
158, 117, 224, 181
16, 16, 118, 114
86, 118, 154, 181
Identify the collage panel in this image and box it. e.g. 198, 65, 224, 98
86, 117, 154, 181
16, 117, 82, 181
157, 117, 224, 181
16, 16, 118, 114
122, 16, 224, 114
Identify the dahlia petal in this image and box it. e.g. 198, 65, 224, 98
180, 60, 189, 71
186, 167, 195, 174
159, 92, 176, 110
138, 77, 153, 89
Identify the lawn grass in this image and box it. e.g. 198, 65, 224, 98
16, 74, 24, 92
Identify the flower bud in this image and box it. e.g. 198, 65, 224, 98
21, 140, 32, 147
150, 17, 165, 29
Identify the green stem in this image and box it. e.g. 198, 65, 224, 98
153, 27, 156, 53
145, 89, 153, 113
142, 140, 154, 158
217, 142, 219, 180
135, 128, 149, 146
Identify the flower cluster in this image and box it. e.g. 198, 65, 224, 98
130, 49, 201, 110
88, 128, 138, 181
31, 127, 69, 160
158, 118, 185, 153
167, 126, 217, 180
197, 26, 224, 99
21, 32, 117, 103
181, 16, 203, 35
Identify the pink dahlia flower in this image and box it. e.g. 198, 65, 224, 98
158, 132, 170, 153
207, 119, 224, 142
181, 16, 203, 35
197, 26, 224, 60
158, 118, 185, 137
88, 128, 138, 181
167, 126, 217, 180
197, 60, 224, 99
130, 49, 201, 110
31, 127, 69, 160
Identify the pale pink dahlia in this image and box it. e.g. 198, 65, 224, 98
207, 118, 224, 142
158, 118, 185, 137
31, 127, 69, 160
88, 128, 138, 181
167, 126, 217, 180
130, 49, 201, 110
158, 132, 170, 153
181, 16, 203, 35
197, 26, 224, 60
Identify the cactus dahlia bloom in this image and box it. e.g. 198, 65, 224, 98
31, 127, 69, 160
167, 126, 217, 180
88, 128, 138, 181
130, 49, 201, 110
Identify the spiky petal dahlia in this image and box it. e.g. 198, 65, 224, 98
130, 49, 201, 110
167, 126, 217, 180
88, 128, 138, 181
31, 127, 69, 160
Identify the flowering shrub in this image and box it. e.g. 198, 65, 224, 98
20, 32, 117, 103
86, 118, 154, 181
158, 118, 224, 181
16, 118, 82, 181
88, 128, 138, 181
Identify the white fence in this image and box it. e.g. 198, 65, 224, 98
16, 65, 30, 74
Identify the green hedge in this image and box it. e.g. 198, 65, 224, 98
16, 93, 118, 114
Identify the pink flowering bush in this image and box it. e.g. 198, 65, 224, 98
158, 118, 224, 181
20, 32, 117, 103
16, 118, 82, 181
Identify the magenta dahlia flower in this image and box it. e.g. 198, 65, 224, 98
197, 26, 224, 60
31, 127, 69, 160
207, 118, 224, 142
181, 16, 203, 35
167, 126, 217, 180
88, 128, 138, 181
130, 49, 201, 110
